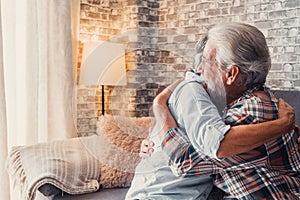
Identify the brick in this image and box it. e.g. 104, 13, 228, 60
260, 3, 275, 11
283, 0, 300, 8
148, 15, 159, 22
269, 10, 287, 19
288, 28, 298, 37
285, 46, 294, 53
231, 6, 245, 14
283, 63, 294, 72
268, 28, 289, 37
295, 79, 300, 86
271, 63, 283, 71
184, 26, 199, 34
148, 1, 159, 8
174, 35, 188, 42
266, 79, 284, 89
283, 37, 297, 45
186, 0, 198, 4
283, 80, 294, 88
195, 2, 211, 10
254, 20, 272, 29
221, 8, 230, 15
295, 45, 300, 53
206, 8, 221, 16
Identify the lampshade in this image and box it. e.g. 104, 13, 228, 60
79, 41, 127, 86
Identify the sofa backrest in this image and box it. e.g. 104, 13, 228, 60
273, 90, 300, 126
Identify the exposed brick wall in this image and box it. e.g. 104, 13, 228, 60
77, 0, 300, 136
158, 0, 300, 90
77, 0, 132, 136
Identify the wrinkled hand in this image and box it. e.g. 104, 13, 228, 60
139, 138, 155, 159
277, 98, 295, 133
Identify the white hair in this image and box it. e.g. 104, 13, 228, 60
193, 35, 208, 70
208, 22, 271, 89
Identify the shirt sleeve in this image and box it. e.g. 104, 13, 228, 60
162, 128, 216, 177
173, 81, 230, 158
224, 99, 260, 125
161, 81, 230, 177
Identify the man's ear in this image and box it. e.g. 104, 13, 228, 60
225, 65, 239, 85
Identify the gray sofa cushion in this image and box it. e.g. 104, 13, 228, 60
273, 90, 300, 125
54, 188, 129, 200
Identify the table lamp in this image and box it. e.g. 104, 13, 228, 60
79, 41, 127, 115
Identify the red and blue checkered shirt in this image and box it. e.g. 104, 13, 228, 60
162, 87, 300, 199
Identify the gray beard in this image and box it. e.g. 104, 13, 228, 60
207, 79, 227, 116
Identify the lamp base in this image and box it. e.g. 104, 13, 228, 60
102, 85, 105, 115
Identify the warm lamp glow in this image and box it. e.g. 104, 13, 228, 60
79, 41, 127, 86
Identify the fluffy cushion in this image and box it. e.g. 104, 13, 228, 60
9, 114, 154, 198
95, 114, 155, 188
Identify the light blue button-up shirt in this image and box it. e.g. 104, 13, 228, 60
125, 72, 230, 200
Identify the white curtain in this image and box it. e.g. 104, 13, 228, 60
0, 0, 80, 199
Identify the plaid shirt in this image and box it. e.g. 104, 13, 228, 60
162, 87, 300, 199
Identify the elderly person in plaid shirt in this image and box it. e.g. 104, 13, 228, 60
153, 22, 300, 199
127, 24, 297, 200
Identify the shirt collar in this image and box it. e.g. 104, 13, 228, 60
225, 85, 267, 109
185, 71, 205, 83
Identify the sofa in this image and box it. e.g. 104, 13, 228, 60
54, 90, 300, 200
6, 90, 300, 200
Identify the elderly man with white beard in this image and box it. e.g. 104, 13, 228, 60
154, 22, 300, 199
125, 25, 297, 200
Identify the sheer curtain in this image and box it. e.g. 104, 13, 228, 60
0, 0, 80, 199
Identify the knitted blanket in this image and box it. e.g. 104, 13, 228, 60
6, 115, 153, 200
6, 135, 101, 200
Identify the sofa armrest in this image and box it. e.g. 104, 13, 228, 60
273, 90, 300, 125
